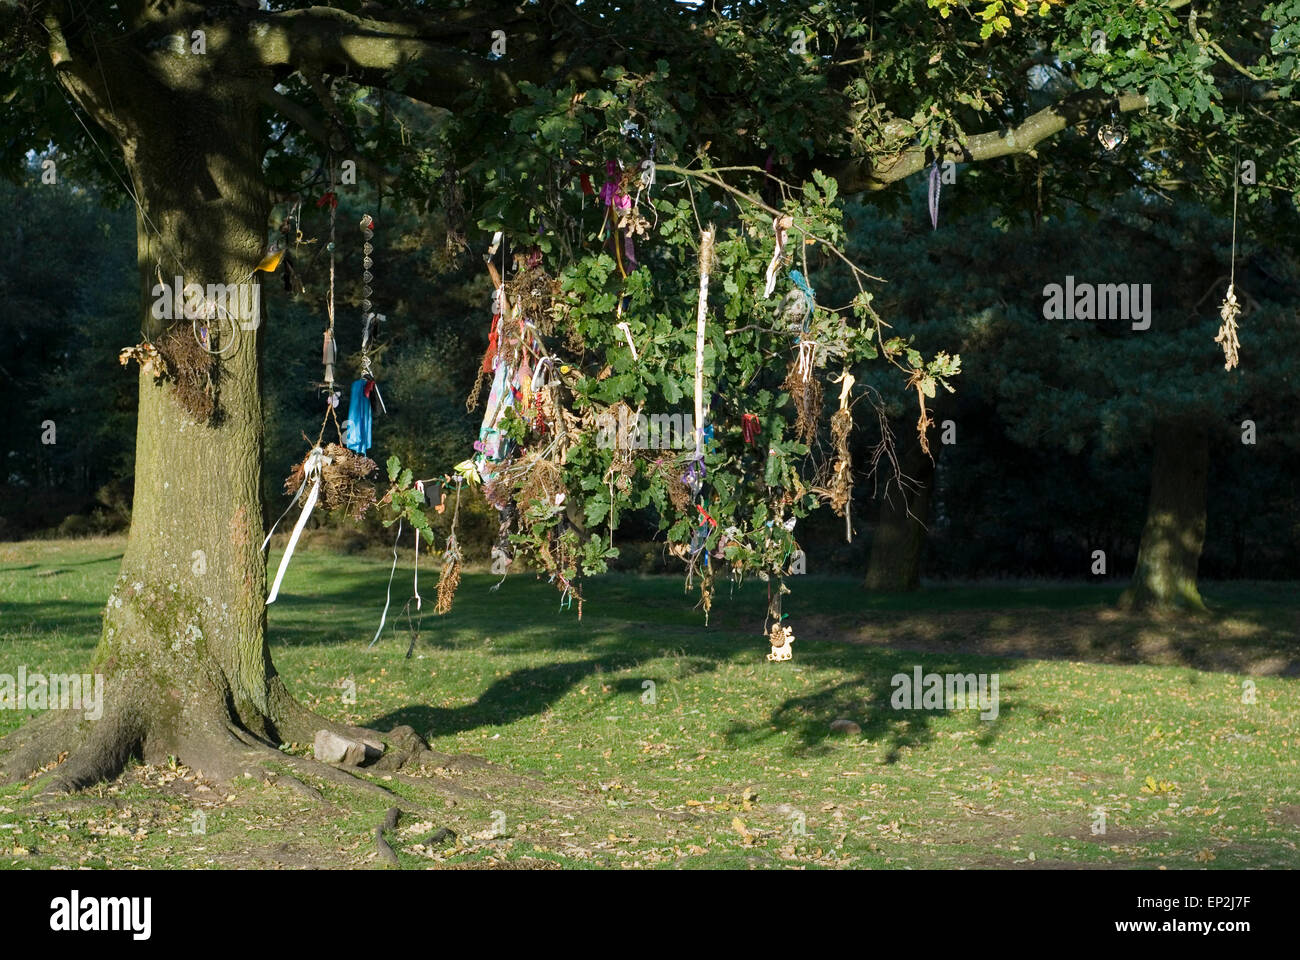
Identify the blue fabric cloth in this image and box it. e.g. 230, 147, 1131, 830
343, 379, 372, 454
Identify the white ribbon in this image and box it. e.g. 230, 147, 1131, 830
833, 369, 855, 409
267, 448, 329, 605
532, 356, 555, 392
615, 321, 638, 360
796, 340, 816, 382
413, 528, 422, 612
262, 478, 306, 552
369, 519, 403, 647
764, 215, 790, 299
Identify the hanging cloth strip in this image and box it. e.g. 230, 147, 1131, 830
789, 269, 816, 322
796, 339, 816, 381
928, 160, 942, 230
764, 215, 792, 298
266, 446, 328, 604
343, 378, 373, 454
615, 320, 638, 360
368, 519, 403, 647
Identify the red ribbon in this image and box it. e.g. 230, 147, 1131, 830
742, 413, 761, 444
482, 315, 500, 373
695, 504, 717, 528
363, 379, 376, 398
317, 192, 338, 209
580, 172, 594, 196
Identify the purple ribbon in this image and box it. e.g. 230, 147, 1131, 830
600, 160, 619, 206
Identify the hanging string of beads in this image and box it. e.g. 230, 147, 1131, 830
359, 214, 383, 384
318, 158, 342, 443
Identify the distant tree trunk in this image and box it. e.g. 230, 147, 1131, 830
865, 434, 936, 592
1120, 418, 1209, 612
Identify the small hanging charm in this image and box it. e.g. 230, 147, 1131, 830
1096, 117, 1128, 159
322, 329, 337, 386
1215, 284, 1241, 370
767, 623, 794, 662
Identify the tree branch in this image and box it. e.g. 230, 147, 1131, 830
247, 5, 582, 110
260, 86, 396, 190
833, 89, 1151, 193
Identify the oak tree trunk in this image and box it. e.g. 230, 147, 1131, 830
1121, 418, 1210, 612
865, 433, 936, 592
0, 49, 391, 792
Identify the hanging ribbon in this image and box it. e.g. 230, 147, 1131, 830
834, 370, 855, 410
928, 160, 941, 230
482, 311, 502, 374
364, 376, 386, 415
615, 320, 638, 360
764, 215, 792, 298
684, 457, 705, 498
789, 269, 816, 317
796, 339, 816, 382
342, 378, 373, 454
412, 528, 422, 612
531, 355, 555, 392
267, 447, 327, 604
694, 227, 714, 460
368, 519, 403, 647
742, 413, 761, 444
262, 477, 306, 551
599, 160, 621, 207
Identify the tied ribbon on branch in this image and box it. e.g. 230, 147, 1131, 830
265, 446, 327, 604
764, 215, 793, 298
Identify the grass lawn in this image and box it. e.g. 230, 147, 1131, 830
1, 535, 1297, 869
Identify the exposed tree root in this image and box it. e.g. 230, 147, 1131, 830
0, 665, 436, 804
375, 806, 402, 868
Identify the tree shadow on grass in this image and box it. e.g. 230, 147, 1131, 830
0, 599, 107, 638
725, 649, 1022, 761
367, 652, 646, 738
0, 552, 124, 574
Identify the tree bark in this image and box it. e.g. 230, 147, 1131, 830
865, 434, 936, 593
0, 31, 399, 792
1120, 418, 1210, 612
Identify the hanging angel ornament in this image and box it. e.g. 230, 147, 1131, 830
767, 623, 794, 662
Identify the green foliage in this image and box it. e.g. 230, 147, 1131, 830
450, 72, 961, 598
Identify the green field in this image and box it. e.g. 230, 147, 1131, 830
2, 536, 1297, 869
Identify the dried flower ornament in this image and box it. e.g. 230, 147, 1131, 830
1215, 284, 1241, 371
